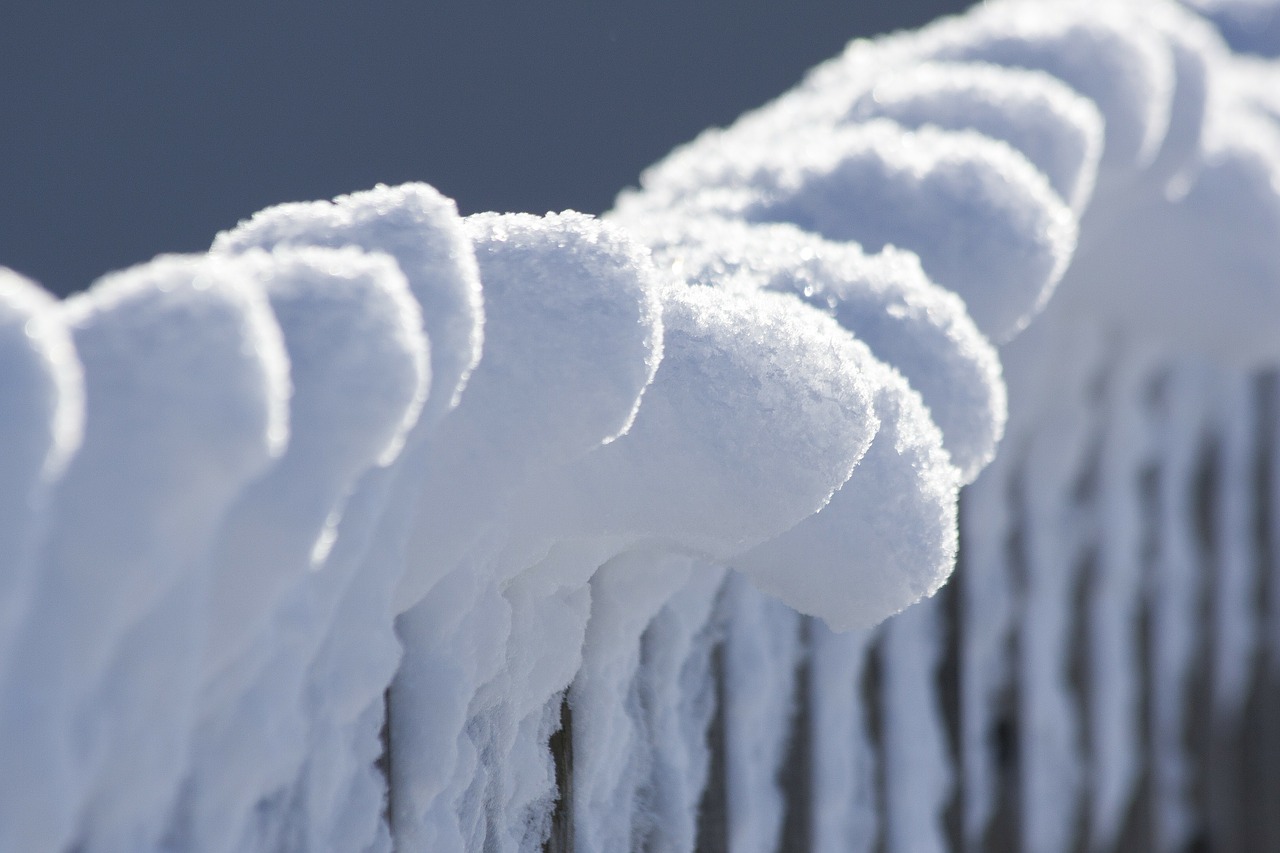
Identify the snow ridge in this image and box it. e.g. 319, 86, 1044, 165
1, 0, 1279, 851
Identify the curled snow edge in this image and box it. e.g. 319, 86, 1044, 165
1, 0, 1279, 850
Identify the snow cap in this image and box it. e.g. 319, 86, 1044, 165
213, 181, 481, 426
630, 215, 1005, 483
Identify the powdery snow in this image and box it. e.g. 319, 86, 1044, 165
0, 1, 1278, 852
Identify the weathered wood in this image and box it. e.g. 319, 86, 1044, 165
777, 621, 812, 853
695, 642, 729, 853
547, 695, 574, 853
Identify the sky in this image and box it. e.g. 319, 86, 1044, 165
1, 1, 972, 296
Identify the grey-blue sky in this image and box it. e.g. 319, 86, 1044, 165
1, 1, 971, 295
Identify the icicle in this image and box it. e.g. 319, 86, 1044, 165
1017, 380, 1097, 853
1267, 374, 1280, 679
636, 564, 728, 853
1209, 372, 1260, 718
808, 623, 878, 853
1085, 353, 1157, 850
389, 562, 509, 853
958, 440, 1021, 848
880, 595, 953, 853
1149, 361, 1212, 852
472, 283, 873, 852
389, 212, 665, 853
721, 574, 803, 853
569, 553, 700, 852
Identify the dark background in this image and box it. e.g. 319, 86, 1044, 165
1, 1, 972, 296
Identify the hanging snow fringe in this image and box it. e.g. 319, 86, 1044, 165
1, 0, 1279, 850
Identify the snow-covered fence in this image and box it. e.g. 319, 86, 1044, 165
2, 1, 1279, 851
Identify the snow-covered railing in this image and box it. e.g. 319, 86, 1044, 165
2, 1, 1279, 851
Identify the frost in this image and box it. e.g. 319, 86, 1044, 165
0, 255, 289, 852
616, 120, 1077, 344
622, 215, 1002, 482
848, 62, 1104, 212
0, 270, 82, 671
388, 212, 664, 853
922, 1, 1178, 175
3, 1, 1280, 851
177, 246, 428, 853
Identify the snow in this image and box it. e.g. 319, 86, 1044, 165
942, 7, 1280, 846
720, 575, 803, 853
0, 255, 290, 852
956, 440, 1019, 846
734, 354, 959, 631
570, 552, 698, 852
620, 218, 976, 628
1083, 356, 1155, 850
394, 211, 664, 610
1147, 363, 1213, 852
634, 564, 727, 853
1182, 0, 1280, 55
881, 596, 953, 853
175, 246, 428, 853
206, 184, 483, 853
385, 223, 889, 851
211, 182, 481, 421
491, 282, 879, 579
0, 270, 82, 671
200, 247, 427, 680
922, 1, 1178, 177
808, 623, 879, 853
616, 120, 1076, 344
622, 216, 1004, 483
387, 211, 665, 853
848, 62, 1104, 212
1208, 377, 1259, 713
3, 1, 1280, 851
